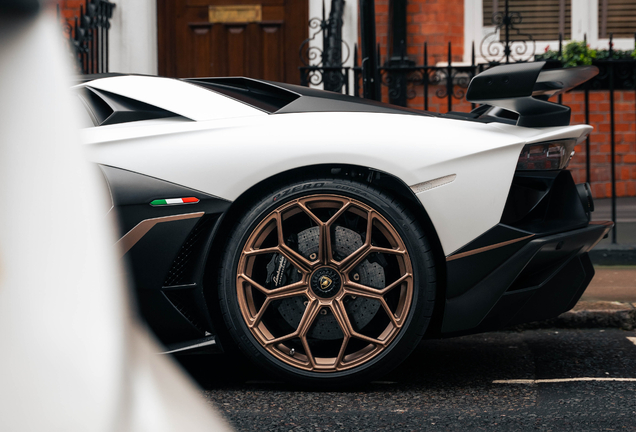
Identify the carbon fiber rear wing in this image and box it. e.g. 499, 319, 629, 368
466, 62, 598, 127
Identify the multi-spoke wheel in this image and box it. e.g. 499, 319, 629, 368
218, 179, 436, 386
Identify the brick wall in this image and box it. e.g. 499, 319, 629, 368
57, 0, 83, 36
566, 90, 636, 198
375, 0, 464, 64
405, 0, 464, 64
375, 1, 390, 59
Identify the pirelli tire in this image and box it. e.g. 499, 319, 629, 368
217, 178, 436, 387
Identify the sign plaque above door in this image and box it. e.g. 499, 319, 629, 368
208, 5, 262, 23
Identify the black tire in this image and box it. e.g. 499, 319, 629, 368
218, 178, 436, 387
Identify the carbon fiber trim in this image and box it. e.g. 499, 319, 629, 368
116, 212, 204, 257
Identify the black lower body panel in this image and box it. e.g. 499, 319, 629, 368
125, 212, 225, 345
441, 221, 612, 335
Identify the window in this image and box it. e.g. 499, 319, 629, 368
465, 0, 634, 64
598, 0, 636, 38
482, 0, 572, 41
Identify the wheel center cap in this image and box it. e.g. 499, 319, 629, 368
310, 267, 342, 298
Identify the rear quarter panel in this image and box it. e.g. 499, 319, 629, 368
82, 112, 589, 255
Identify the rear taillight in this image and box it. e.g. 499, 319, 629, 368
516, 139, 576, 171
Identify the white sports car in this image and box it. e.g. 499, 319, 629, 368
76, 62, 612, 386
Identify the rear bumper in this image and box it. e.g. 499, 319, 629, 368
441, 221, 612, 334
439, 169, 613, 335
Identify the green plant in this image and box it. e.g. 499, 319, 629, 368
535, 48, 560, 62
561, 41, 596, 67
536, 41, 636, 67
596, 48, 634, 60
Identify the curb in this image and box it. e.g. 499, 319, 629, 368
590, 244, 636, 266
508, 301, 636, 331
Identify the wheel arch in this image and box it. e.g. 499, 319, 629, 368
202, 163, 447, 339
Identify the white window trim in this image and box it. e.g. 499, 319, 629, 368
574, 0, 634, 50
109, 0, 158, 75
464, 0, 635, 64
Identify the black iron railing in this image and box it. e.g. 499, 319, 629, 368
299, 0, 350, 93
480, 0, 536, 64
59, 0, 115, 74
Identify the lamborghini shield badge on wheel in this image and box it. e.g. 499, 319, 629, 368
77, 62, 612, 386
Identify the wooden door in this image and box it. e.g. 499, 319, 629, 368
158, 0, 308, 84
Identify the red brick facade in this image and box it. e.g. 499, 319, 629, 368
375, 0, 464, 63
57, 0, 83, 41
566, 90, 636, 198
57, 0, 83, 23
373, 1, 635, 198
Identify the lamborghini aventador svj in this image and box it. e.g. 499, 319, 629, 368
75, 62, 612, 386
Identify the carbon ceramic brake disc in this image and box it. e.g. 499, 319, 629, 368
276, 226, 384, 340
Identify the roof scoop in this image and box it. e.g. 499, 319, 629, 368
467, 61, 599, 127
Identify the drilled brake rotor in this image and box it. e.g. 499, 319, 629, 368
276, 226, 384, 340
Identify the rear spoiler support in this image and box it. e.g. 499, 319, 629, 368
466, 62, 599, 128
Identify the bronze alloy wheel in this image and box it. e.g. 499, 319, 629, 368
218, 179, 436, 385
236, 194, 414, 372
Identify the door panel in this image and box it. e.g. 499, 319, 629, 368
227, 25, 246, 76
262, 25, 282, 80
158, 0, 308, 83
189, 24, 212, 77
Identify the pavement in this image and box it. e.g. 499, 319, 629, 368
530, 266, 636, 331
551, 197, 635, 330
589, 197, 636, 265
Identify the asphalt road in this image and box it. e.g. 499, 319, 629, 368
180, 329, 636, 431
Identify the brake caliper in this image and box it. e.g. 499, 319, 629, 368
265, 234, 299, 289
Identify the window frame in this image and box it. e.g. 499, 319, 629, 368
596, 0, 636, 40
464, 0, 635, 64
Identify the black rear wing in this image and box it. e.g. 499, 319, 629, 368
466, 62, 598, 127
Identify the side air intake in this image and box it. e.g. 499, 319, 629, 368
77, 86, 180, 126
466, 62, 598, 128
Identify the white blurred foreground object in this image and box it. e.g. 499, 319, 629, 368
0, 5, 232, 432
